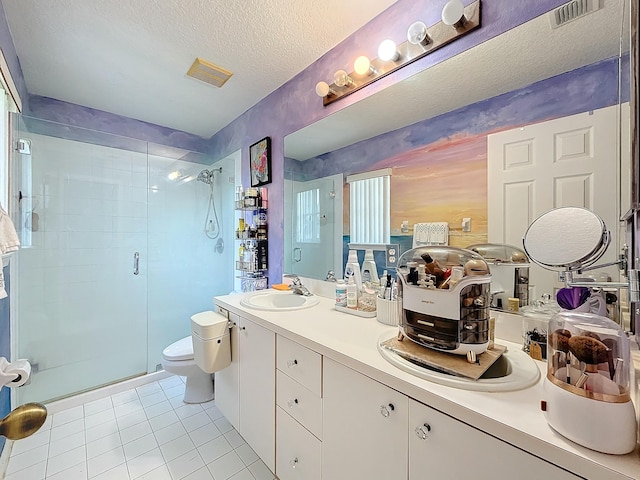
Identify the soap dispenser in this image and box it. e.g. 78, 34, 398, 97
361, 249, 379, 284
344, 250, 362, 291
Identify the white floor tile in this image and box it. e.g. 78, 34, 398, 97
4, 459, 46, 480
158, 376, 183, 390
45, 460, 87, 480
50, 418, 85, 442
85, 420, 119, 443
143, 400, 172, 419
85, 408, 116, 429
197, 436, 232, 465
162, 384, 185, 400
6, 444, 49, 476
174, 403, 203, 420
159, 433, 196, 463
126, 448, 165, 479
184, 466, 214, 480
182, 411, 211, 433
114, 400, 144, 419
234, 443, 258, 467
169, 395, 187, 409
111, 389, 139, 407
248, 459, 275, 480
92, 463, 130, 480
148, 411, 179, 432
10, 429, 51, 456
45, 445, 86, 477
48, 430, 85, 458
116, 410, 148, 431
139, 391, 166, 408
119, 421, 152, 445
84, 397, 113, 417
153, 421, 188, 446
39, 415, 53, 432
87, 432, 122, 460
136, 382, 162, 398
87, 446, 125, 478
137, 464, 172, 480
223, 429, 245, 449
203, 404, 224, 422
52, 406, 84, 428
206, 451, 245, 480
166, 450, 205, 480
227, 469, 255, 480
189, 422, 222, 447
214, 417, 233, 434
123, 433, 158, 461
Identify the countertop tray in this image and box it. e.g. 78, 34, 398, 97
335, 305, 376, 318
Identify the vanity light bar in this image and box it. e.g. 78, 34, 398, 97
317, 0, 481, 106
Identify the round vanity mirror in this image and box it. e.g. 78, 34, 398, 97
523, 207, 609, 271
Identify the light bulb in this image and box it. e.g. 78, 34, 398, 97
334, 70, 353, 87
407, 21, 430, 46
353, 56, 376, 76
378, 39, 400, 62
315, 81, 335, 98
442, 0, 466, 28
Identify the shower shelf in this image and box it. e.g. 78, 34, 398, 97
236, 261, 267, 272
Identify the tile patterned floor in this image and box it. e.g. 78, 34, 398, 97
4, 376, 276, 480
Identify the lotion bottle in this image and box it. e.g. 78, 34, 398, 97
344, 250, 363, 291
346, 276, 358, 309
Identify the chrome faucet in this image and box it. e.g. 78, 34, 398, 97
325, 270, 337, 282
283, 274, 313, 296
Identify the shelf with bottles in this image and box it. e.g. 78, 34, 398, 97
234, 186, 268, 210
236, 238, 268, 273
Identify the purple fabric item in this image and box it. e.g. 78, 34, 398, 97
556, 287, 591, 310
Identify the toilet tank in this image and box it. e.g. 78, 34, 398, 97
191, 311, 232, 374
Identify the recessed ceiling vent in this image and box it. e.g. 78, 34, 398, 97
549, 0, 600, 29
187, 58, 233, 88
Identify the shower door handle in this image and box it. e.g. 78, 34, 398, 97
293, 248, 302, 263
133, 252, 140, 275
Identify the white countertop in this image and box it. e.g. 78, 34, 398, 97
214, 289, 640, 480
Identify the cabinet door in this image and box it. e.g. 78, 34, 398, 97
323, 357, 408, 480
214, 311, 240, 430
276, 407, 322, 480
238, 316, 276, 473
408, 399, 581, 479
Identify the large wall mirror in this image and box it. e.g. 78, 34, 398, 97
284, 0, 633, 304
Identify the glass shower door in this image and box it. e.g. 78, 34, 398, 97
12, 118, 149, 404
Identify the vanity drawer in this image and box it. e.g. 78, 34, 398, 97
277, 335, 322, 396
276, 370, 322, 439
276, 406, 321, 480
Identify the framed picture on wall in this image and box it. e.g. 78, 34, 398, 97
249, 136, 272, 187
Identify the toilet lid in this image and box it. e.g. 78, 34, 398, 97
163, 336, 194, 361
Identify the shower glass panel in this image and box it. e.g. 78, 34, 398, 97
12, 116, 149, 404
10, 115, 235, 404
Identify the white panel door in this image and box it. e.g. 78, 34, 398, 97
488, 105, 620, 300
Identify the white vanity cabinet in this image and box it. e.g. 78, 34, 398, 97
322, 357, 409, 480
275, 336, 323, 480
213, 310, 276, 473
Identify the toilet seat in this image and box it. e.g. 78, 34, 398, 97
163, 336, 194, 361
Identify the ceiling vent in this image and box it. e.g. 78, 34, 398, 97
187, 58, 233, 88
549, 0, 600, 29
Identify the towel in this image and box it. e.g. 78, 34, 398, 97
412, 222, 449, 248
0, 204, 19, 299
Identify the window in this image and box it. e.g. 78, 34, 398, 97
295, 187, 321, 243
347, 168, 391, 245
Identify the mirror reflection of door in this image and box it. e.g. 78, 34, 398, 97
488, 104, 622, 300
285, 175, 342, 279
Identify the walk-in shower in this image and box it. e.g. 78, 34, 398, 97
10, 115, 235, 404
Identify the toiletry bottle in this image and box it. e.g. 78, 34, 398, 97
344, 250, 363, 291
361, 249, 379, 284
421, 253, 445, 283
335, 279, 347, 307
346, 276, 358, 309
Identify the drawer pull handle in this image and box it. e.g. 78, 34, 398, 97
380, 403, 395, 417
415, 423, 431, 440
287, 398, 299, 408
287, 359, 298, 368
290, 457, 299, 468
417, 320, 435, 327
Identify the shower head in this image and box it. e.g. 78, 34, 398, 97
197, 167, 221, 185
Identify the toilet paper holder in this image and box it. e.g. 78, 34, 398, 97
0, 357, 32, 388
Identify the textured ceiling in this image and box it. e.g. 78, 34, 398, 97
1, 0, 396, 138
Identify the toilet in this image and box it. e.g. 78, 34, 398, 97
161, 310, 231, 404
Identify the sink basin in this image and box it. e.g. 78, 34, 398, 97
240, 291, 320, 311
377, 334, 540, 392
